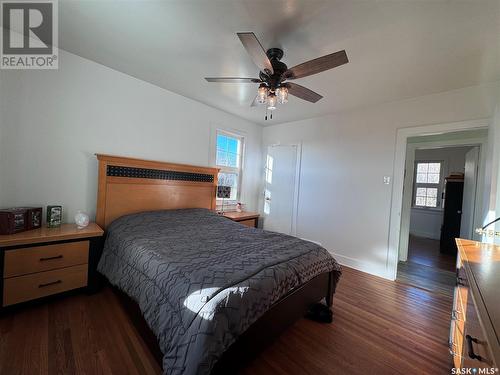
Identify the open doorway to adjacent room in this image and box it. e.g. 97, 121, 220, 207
396, 129, 487, 296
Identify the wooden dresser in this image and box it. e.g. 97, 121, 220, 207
222, 211, 260, 228
450, 239, 500, 370
0, 223, 103, 309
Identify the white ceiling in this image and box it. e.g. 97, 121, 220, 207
58, 0, 500, 126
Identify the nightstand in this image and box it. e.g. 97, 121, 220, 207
0, 223, 104, 309
223, 211, 260, 228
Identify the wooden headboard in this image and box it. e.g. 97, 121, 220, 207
95, 154, 219, 229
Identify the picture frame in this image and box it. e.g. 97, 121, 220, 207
46, 205, 62, 228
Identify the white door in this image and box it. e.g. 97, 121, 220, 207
460, 146, 479, 239
263, 145, 300, 235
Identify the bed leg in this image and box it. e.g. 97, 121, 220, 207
326, 271, 335, 308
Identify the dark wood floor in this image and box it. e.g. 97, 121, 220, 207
397, 235, 456, 296
407, 235, 456, 272
0, 267, 453, 374
397, 261, 455, 296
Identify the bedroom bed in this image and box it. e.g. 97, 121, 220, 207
94, 154, 342, 375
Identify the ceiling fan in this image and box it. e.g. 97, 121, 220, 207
205, 32, 348, 119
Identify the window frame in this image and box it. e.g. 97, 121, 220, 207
412, 160, 444, 210
214, 129, 245, 204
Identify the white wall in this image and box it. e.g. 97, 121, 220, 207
0, 50, 263, 222
409, 210, 443, 240
409, 146, 472, 240
263, 82, 500, 279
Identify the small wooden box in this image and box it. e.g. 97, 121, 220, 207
0, 207, 43, 235
26, 207, 42, 230
0, 208, 28, 235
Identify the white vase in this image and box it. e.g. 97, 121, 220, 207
74, 210, 90, 229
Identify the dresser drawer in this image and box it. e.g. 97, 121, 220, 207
456, 283, 469, 319
451, 284, 467, 368
3, 264, 88, 306
4, 241, 89, 278
239, 219, 257, 227
450, 318, 465, 368
462, 292, 495, 368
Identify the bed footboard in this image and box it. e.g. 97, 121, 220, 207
112, 269, 341, 374
212, 269, 341, 374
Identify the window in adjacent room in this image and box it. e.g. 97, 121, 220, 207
216, 130, 244, 202
413, 161, 442, 208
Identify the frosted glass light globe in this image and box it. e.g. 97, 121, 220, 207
75, 210, 90, 228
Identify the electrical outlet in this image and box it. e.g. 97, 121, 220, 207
383, 176, 391, 185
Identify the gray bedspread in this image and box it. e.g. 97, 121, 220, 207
97, 208, 341, 375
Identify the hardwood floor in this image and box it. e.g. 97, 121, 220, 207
243, 267, 453, 374
0, 267, 453, 374
397, 261, 455, 296
0, 291, 161, 375
407, 235, 456, 272
397, 235, 456, 296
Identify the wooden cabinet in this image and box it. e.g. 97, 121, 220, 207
4, 241, 89, 277
450, 239, 500, 369
4, 264, 88, 306
0, 223, 103, 309
222, 212, 260, 228
462, 291, 494, 368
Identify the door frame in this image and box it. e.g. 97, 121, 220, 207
460, 146, 480, 239
398, 141, 485, 262
387, 118, 490, 280
263, 142, 302, 236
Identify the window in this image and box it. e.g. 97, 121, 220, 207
263, 154, 273, 214
413, 162, 442, 208
216, 131, 243, 202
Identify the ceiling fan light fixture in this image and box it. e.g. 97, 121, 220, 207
267, 93, 277, 110
205, 32, 347, 118
276, 86, 288, 104
257, 85, 269, 104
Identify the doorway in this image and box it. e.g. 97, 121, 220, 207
396, 140, 483, 295
262, 144, 301, 235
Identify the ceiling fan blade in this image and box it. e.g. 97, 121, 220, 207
237, 32, 274, 75
285, 50, 348, 80
205, 77, 261, 83
286, 82, 323, 103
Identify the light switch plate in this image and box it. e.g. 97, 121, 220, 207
383, 176, 391, 184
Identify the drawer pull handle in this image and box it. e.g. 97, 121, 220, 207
38, 280, 62, 288
466, 334, 483, 361
39, 255, 63, 261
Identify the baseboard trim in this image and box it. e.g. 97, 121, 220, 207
327, 251, 393, 281
409, 230, 440, 240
